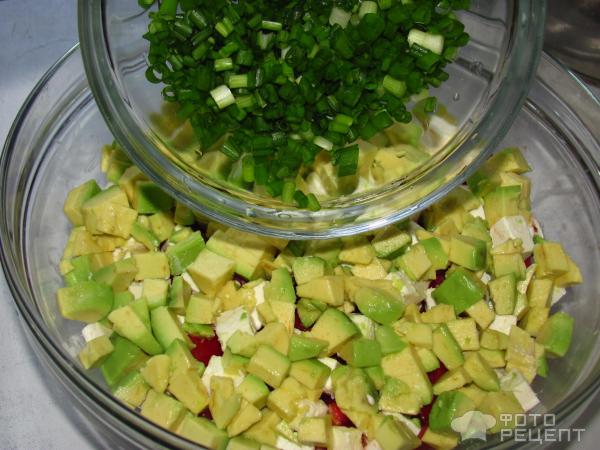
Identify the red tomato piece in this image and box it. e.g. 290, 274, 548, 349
189, 334, 223, 366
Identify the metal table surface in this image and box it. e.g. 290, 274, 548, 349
0, 1, 598, 448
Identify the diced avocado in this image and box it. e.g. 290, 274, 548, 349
416, 347, 440, 372
462, 218, 492, 244
108, 304, 163, 355
133, 180, 174, 214
92, 258, 138, 293
465, 300, 495, 329
429, 390, 475, 433
140, 354, 171, 393
396, 244, 432, 281
554, 255, 583, 287
303, 239, 342, 267
339, 235, 376, 265
433, 367, 471, 395
376, 325, 408, 355
242, 410, 280, 446
166, 231, 205, 275
187, 248, 235, 295
420, 304, 456, 324
57, 281, 113, 323
254, 322, 290, 355
247, 345, 290, 388
477, 349, 506, 368
457, 384, 487, 407
506, 325, 537, 382
298, 416, 331, 446
63, 255, 93, 286
288, 335, 328, 362
493, 253, 526, 280
264, 268, 296, 303
483, 185, 522, 226
173, 202, 195, 226
372, 225, 412, 259
207, 229, 275, 280
365, 366, 386, 390
151, 306, 190, 350
375, 416, 421, 450
296, 298, 326, 328
351, 257, 390, 280
533, 242, 570, 278
186, 294, 214, 325
329, 426, 363, 450
432, 268, 484, 314
101, 336, 149, 387
420, 237, 449, 271
168, 368, 210, 414
480, 329, 509, 350
237, 374, 270, 408
338, 338, 382, 368
446, 318, 479, 351
226, 436, 260, 450
478, 391, 524, 433
183, 322, 214, 338
527, 278, 554, 307
421, 429, 459, 450
149, 211, 175, 242
210, 376, 242, 429
463, 352, 500, 391
393, 321, 433, 348
449, 235, 487, 271
89, 252, 115, 271
432, 324, 464, 370
132, 252, 170, 280
227, 401, 262, 437
378, 377, 422, 415
381, 346, 432, 404
177, 413, 229, 450
227, 331, 259, 358
290, 359, 331, 389
131, 222, 160, 250
118, 165, 147, 202
82, 192, 138, 239
537, 311, 574, 357
292, 256, 328, 285
168, 275, 192, 314
169, 226, 193, 244
78, 335, 114, 369
64, 180, 101, 226
297, 275, 345, 307
165, 338, 199, 376
128, 297, 151, 333
522, 306, 550, 336
309, 308, 359, 355
142, 278, 169, 309
353, 286, 405, 325
112, 370, 150, 408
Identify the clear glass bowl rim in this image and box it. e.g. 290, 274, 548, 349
2, 44, 600, 448
77, 0, 545, 239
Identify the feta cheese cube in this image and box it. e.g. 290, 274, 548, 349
182, 271, 200, 293
424, 288, 437, 310
215, 306, 254, 350
350, 314, 376, 339
318, 357, 339, 394
276, 436, 314, 450
470, 205, 486, 220
480, 272, 492, 285
490, 215, 534, 254
297, 399, 328, 418
81, 322, 113, 343
551, 287, 567, 306
489, 315, 517, 335
499, 369, 540, 411
250, 281, 267, 331
128, 281, 143, 299
382, 411, 421, 436
517, 264, 537, 295
201, 356, 243, 392
385, 271, 425, 304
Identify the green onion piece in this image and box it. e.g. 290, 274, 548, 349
215, 17, 235, 38
383, 75, 407, 98
219, 41, 240, 58
293, 190, 308, 208
192, 43, 209, 60
242, 155, 255, 182
359, 1, 378, 19
329, 6, 352, 28
236, 49, 254, 66
313, 136, 334, 151
188, 10, 208, 28
306, 193, 321, 211
372, 111, 394, 131
329, 114, 354, 134
236, 95, 255, 109
221, 141, 241, 160
254, 164, 268, 185
282, 181, 296, 204
257, 32, 273, 50
261, 20, 283, 31
173, 21, 193, 38
138, 0, 155, 9
228, 74, 249, 89
158, 0, 177, 16
408, 29, 445, 55
214, 58, 233, 72
377, 0, 393, 10
424, 96, 438, 113
333, 144, 359, 177
210, 85, 236, 109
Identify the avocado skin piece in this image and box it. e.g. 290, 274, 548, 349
432, 268, 484, 314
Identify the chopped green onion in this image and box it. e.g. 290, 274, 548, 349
313, 136, 334, 151
188, 10, 208, 28
293, 190, 308, 208
219, 41, 240, 58
282, 181, 296, 204
236, 95, 255, 109
306, 193, 321, 211
138, 0, 155, 9
210, 85, 236, 109
359, 1, 378, 19
214, 58, 234, 72
215, 17, 235, 38
383, 75, 407, 98
261, 20, 283, 31
329, 6, 352, 28
377, 0, 393, 10
408, 29, 445, 55
228, 74, 249, 89
242, 156, 255, 182
333, 144, 359, 177
221, 140, 241, 160
158, 0, 177, 16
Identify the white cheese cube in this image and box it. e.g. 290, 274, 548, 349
201, 356, 243, 392
470, 205, 486, 220
499, 369, 540, 411
81, 322, 113, 343
490, 215, 534, 254
297, 399, 329, 418
250, 281, 267, 331
480, 272, 492, 285
330, 427, 362, 450
425, 288, 437, 310
276, 436, 314, 450
318, 357, 339, 394
517, 264, 537, 295
215, 306, 254, 350
382, 411, 421, 436
489, 315, 517, 335
128, 281, 143, 299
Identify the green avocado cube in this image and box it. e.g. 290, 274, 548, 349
142, 278, 170, 309
339, 235, 376, 265
226, 436, 260, 450
527, 278, 554, 308
101, 336, 149, 387
166, 338, 199, 375
449, 235, 487, 271
168, 368, 210, 414
493, 253, 526, 280
149, 211, 175, 242
533, 242, 570, 278
255, 323, 290, 355
227, 401, 262, 437
375, 416, 421, 450
177, 414, 229, 449
292, 256, 328, 285
446, 318, 480, 351
174, 202, 196, 226
237, 374, 270, 409
478, 391, 524, 433
92, 258, 138, 293
111, 370, 149, 408
118, 165, 146, 202
83, 198, 138, 239
168, 275, 192, 314
296, 275, 344, 306
420, 237, 449, 271
131, 222, 160, 251
166, 231, 205, 275
416, 347, 440, 372
378, 378, 422, 415
133, 180, 174, 214
303, 239, 342, 267
483, 185, 522, 226
298, 416, 331, 446
537, 311, 574, 357
288, 334, 328, 362
429, 390, 475, 433
432, 367, 470, 395
432, 324, 464, 370
338, 338, 382, 367
247, 345, 290, 388
187, 248, 235, 295
185, 294, 214, 325
57, 280, 114, 323
432, 268, 484, 314
365, 366, 386, 390
395, 244, 432, 280
376, 325, 408, 355
381, 346, 433, 405
64, 180, 101, 226
63, 255, 93, 287
463, 352, 500, 391
140, 354, 171, 393
78, 335, 114, 369
227, 331, 259, 358
354, 287, 405, 325
372, 225, 411, 258
489, 273, 517, 315
290, 359, 331, 389
210, 376, 242, 429
264, 268, 296, 303
309, 308, 359, 355
150, 306, 190, 350
132, 252, 170, 280
296, 298, 326, 328
108, 304, 163, 355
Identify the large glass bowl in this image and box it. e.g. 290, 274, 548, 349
2, 46, 600, 449
78, 0, 544, 239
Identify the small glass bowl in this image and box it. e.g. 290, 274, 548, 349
78, 0, 544, 238
2, 46, 600, 448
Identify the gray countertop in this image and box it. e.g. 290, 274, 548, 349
0, 1, 598, 448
